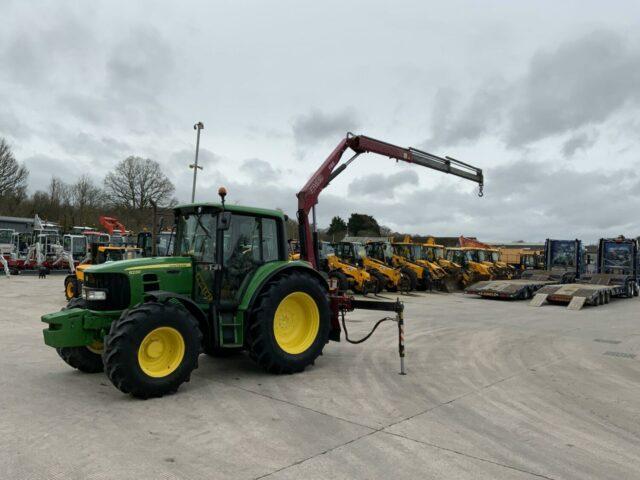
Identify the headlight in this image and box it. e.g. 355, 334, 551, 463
82, 288, 107, 301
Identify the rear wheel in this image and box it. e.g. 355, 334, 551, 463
103, 301, 202, 398
369, 271, 386, 293
328, 270, 349, 292
247, 271, 330, 374
56, 298, 104, 373
401, 267, 418, 291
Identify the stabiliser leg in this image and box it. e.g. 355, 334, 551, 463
341, 298, 406, 375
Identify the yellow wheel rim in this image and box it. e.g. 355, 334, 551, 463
66, 282, 74, 299
137, 327, 185, 378
87, 340, 104, 354
273, 292, 320, 355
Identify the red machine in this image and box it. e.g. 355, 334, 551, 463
99, 216, 126, 235
458, 236, 492, 249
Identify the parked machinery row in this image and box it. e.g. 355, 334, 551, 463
465, 236, 639, 310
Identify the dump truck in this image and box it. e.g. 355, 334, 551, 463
466, 239, 583, 300
41, 133, 483, 398
531, 236, 638, 309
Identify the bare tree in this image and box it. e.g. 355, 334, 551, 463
0, 138, 29, 198
72, 175, 103, 211
104, 156, 175, 210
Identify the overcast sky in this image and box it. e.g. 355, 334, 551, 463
2, 0, 639, 242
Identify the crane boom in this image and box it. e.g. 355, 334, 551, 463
297, 133, 484, 268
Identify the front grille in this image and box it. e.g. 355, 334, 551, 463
84, 273, 130, 311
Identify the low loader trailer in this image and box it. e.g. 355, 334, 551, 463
465, 239, 583, 300
531, 236, 638, 310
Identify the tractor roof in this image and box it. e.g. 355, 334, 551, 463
173, 202, 285, 219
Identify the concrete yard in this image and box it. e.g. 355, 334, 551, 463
2, 275, 640, 480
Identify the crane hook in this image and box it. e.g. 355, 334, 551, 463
478, 184, 484, 197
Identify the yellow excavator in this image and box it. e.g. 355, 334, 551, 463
445, 247, 494, 288
391, 237, 451, 291
324, 242, 378, 295
422, 240, 464, 291
338, 241, 411, 293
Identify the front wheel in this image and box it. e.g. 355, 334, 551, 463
247, 271, 330, 374
56, 298, 104, 373
64, 276, 79, 300
103, 301, 202, 398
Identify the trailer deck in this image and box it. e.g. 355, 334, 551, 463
465, 269, 575, 300
530, 273, 637, 310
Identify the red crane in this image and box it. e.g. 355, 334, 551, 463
296, 133, 484, 269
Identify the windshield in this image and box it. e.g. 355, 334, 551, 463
465, 250, 479, 262
490, 251, 499, 262
393, 244, 413, 260
549, 241, 576, 268
421, 246, 437, 262
0, 229, 13, 244
602, 242, 633, 274
447, 250, 465, 264
175, 213, 216, 261
354, 243, 367, 259
157, 233, 174, 256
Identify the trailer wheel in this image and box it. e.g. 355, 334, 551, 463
247, 271, 330, 374
626, 281, 634, 298
103, 301, 202, 398
634, 283, 639, 297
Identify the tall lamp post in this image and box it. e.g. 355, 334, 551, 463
190, 121, 204, 203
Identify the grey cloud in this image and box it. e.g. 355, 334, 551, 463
106, 27, 175, 104
507, 30, 640, 146
292, 108, 359, 147
429, 82, 507, 147
170, 148, 219, 168
23, 154, 77, 192
562, 131, 598, 157
240, 158, 280, 182
57, 132, 131, 159
348, 170, 419, 199
427, 30, 640, 150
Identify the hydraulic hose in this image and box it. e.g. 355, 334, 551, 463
340, 310, 396, 344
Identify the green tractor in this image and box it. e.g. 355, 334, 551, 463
43, 197, 332, 398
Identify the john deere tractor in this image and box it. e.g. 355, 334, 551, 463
43, 200, 333, 398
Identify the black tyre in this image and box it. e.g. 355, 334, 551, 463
370, 271, 386, 293
103, 301, 202, 398
64, 276, 79, 300
56, 298, 104, 373
328, 270, 349, 292
634, 282, 639, 297
247, 271, 330, 374
401, 267, 418, 291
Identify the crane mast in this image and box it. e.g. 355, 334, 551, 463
297, 133, 484, 269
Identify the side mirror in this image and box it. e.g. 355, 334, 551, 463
217, 212, 232, 231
